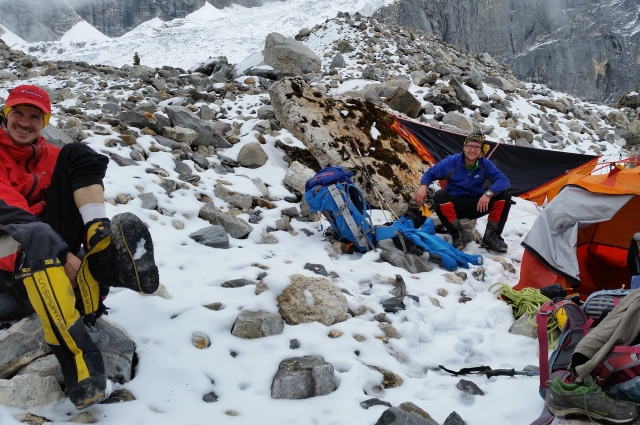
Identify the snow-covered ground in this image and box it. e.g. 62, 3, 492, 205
0, 3, 633, 425
6, 0, 396, 69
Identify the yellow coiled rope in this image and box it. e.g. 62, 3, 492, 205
489, 283, 561, 348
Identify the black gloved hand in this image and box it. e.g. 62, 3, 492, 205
540, 283, 567, 300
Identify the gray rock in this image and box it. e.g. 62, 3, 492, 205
165, 106, 231, 148
237, 142, 268, 168
199, 104, 215, 121
231, 310, 284, 339
263, 32, 321, 76
281, 207, 299, 217
375, 403, 439, 425
138, 193, 158, 210
410, 70, 429, 86
444, 411, 467, 425
509, 313, 538, 338
0, 374, 64, 408
337, 40, 355, 53
289, 339, 300, 349
191, 152, 209, 169
190, 225, 230, 248
303, 263, 329, 276
456, 379, 484, 396
221, 278, 255, 288
257, 105, 276, 120
284, 161, 316, 193
330, 53, 346, 69
159, 178, 177, 194
15, 354, 64, 385
129, 65, 155, 80
385, 87, 422, 118
391, 274, 407, 297
116, 111, 163, 134
162, 126, 198, 144
173, 158, 192, 176
362, 66, 383, 81
382, 295, 419, 313
40, 125, 74, 148
214, 183, 253, 210
203, 391, 218, 403
377, 239, 432, 274
91, 318, 136, 384
277, 274, 348, 326
199, 203, 252, 239
0, 315, 50, 379
449, 78, 474, 108
271, 355, 336, 399
361, 398, 393, 409
442, 111, 472, 131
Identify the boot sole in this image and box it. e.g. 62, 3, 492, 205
75, 391, 107, 410
547, 401, 638, 424
111, 213, 159, 294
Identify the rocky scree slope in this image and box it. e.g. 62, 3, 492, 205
373, 0, 640, 103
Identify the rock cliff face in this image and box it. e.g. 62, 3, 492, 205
374, 0, 640, 102
0, 0, 281, 41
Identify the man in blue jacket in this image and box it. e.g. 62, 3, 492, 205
414, 133, 511, 252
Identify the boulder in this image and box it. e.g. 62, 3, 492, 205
271, 77, 427, 215
189, 225, 230, 249
0, 315, 50, 379
271, 355, 336, 399
263, 33, 321, 76
284, 161, 316, 194
199, 203, 252, 239
162, 126, 198, 144
231, 310, 285, 339
330, 53, 346, 69
165, 106, 231, 148
449, 78, 474, 108
129, 65, 155, 80
509, 313, 537, 338
377, 239, 432, 273
214, 183, 253, 210
40, 125, 74, 148
442, 111, 472, 131
385, 87, 422, 118
116, 111, 163, 134
277, 274, 348, 326
0, 375, 64, 409
237, 142, 268, 168
375, 402, 439, 425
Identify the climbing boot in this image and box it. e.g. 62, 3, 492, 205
482, 221, 508, 253
80, 213, 159, 295
451, 219, 468, 250
21, 258, 107, 409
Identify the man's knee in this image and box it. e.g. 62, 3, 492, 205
433, 189, 451, 205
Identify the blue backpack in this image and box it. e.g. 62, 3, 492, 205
304, 166, 394, 253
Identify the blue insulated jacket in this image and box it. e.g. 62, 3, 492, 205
419, 152, 509, 197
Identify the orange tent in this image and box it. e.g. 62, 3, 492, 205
514, 160, 640, 299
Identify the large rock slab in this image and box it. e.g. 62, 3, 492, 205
231, 310, 285, 339
214, 183, 253, 210
199, 203, 252, 238
165, 106, 231, 148
0, 315, 50, 379
384, 87, 422, 118
0, 374, 64, 409
271, 77, 428, 215
277, 274, 348, 326
263, 33, 321, 76
91, 318, 136, 384
271, 355, 336, 399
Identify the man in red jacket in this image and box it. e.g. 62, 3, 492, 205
0, 85, 159, 409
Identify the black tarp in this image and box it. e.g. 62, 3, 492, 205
396, 117, 599, 197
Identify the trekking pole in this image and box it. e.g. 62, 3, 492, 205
349, 139, 399, 221
484, 369, 540, 378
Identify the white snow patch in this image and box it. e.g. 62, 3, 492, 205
303, 289, 315, 306
133, 239, 147, 260
0, 24, 26, 45
371, 122, 380, 140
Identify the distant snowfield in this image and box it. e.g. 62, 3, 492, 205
6, 0, 396, 69
0, 24, 26, 45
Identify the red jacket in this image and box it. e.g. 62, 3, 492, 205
0, 126, 60, 223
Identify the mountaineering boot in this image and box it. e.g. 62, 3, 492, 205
482, 221, 508, 253
450, 218, 468, 250
80, 213, 159, 295
21, 258, 107, 409
546, 377, 638, 424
